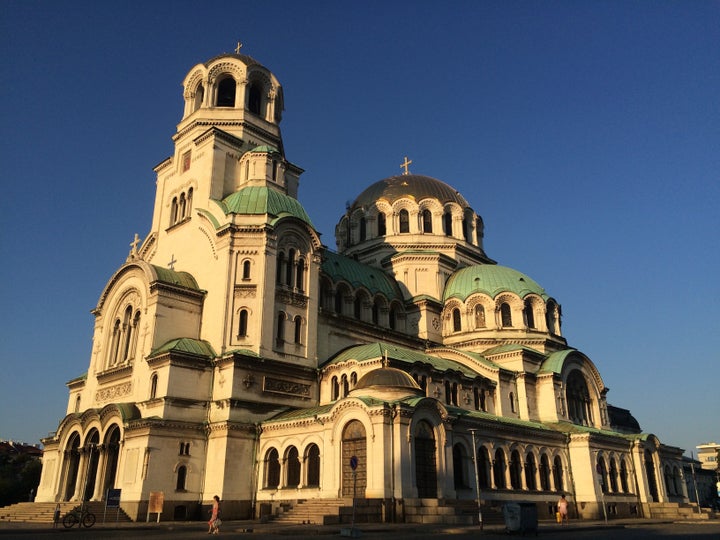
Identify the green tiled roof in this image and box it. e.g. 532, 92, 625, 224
250, 145, 280, 154
323, 342, 481, 379
148, 337, 216, 359
538, 349, 577, 374
322, 251, 403, 300
221, 186, 314, 227
544, 421, 645, 442
444, 264, 549, 302
150, 265, 201, 290
483, 343, 544, 357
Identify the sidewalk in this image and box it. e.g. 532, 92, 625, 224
0, 517, 685, 536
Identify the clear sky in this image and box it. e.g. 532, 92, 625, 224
1, 1, 718, 455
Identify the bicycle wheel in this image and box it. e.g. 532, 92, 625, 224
81, 512, 96, 528
62, 513, 77, 528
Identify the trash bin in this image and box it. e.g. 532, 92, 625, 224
503, 502, 538, 535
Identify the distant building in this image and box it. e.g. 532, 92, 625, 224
696, 442, 720, 472
0, 441, 42, 459
36, 50, 690, 523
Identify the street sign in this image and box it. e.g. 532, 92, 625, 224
350, 455, 358, 470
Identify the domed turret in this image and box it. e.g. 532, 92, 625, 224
349, 366, 424, 400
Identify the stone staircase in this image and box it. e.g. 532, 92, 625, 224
271, 498, 351, 525
647, 502, 716, 520
0, 501, 133, 524
404, 498, 505, 525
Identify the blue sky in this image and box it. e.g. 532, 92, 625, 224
1, 1, 718, 455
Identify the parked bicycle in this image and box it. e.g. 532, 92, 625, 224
62, 505, 96, 528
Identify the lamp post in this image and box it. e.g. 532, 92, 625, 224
469, 429, 483, 530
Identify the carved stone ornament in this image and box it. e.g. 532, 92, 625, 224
96, 381, 133, 403
263, 377, 310, 399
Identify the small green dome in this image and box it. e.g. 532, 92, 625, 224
444, 265, 549, 302
222, 186, 314, 227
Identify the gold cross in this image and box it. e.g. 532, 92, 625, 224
129, 233, 140, 254
235, 41, 243, 54
400, 156, 412, 175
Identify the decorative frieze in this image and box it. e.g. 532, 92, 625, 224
263, 376, 311, 399
96, 381, 132, 403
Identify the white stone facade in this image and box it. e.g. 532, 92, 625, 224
36, 51, 688, 523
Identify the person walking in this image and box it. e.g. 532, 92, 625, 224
557, 494, 569, 525
207, 495, 221, 534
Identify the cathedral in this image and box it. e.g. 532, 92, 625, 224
36, 50, 689, 524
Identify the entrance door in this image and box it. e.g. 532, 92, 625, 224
341, 420, 366, 497
414, 420, 437, 498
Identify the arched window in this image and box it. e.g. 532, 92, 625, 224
216, 77, 236, 107
500, 302, 512, 327
293, 316, 302, 344
359, 217, 366, 241
509, 450, 522, 489
609, 458, 618, 492
452, 308, 462, 332
285, 446, 300, 487
620, 460, 629, 493
553, 456, 564, 492
238, 309, 248, 337
523, 300, 535, 329
176, 465, 187, 491
354, 296, 362, 319
171, 197, 178, 225
334, 287, 344, 315
509, 392, 516, 413
109, 319, 121, 365
493, 449, 506, 489
276, 312, 285, 344
193, 84, 204, 112
276, 252, 284, 285
525, 452, 537, 490
296, 259, 304, 291
399, 209, 410, 233
341, 374, 349, 397
377, 212, 386, 236
186, 188, 193, 215
443, 211, 453, 236
478, 446, 490, 489
462, 218, 470, 242
474, 304, 486, 328
248, 82, 263, 115
121, 305, 133, 361
265, 448, 280, 488
150, 373, 158, 399
371, 301, 379, 324
453, 444, 468, 489
389, 306, 397, 330
566, 371, 592, 426
242, 260, 251, 280
539, 454, 551, 491
286, 249, 295, 287
350, 372, 358, 387
331, 376, 339, 401
74, 395, 81, 413
305, 444, 321, 487
422, 209, 432, 233
179, 193, 186, 219
598, 457, 608, 493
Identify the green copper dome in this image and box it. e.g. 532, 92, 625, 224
221, 186, 314, 227
444, 265, 549, 302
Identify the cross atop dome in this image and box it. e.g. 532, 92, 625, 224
400, 156, 412, 175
